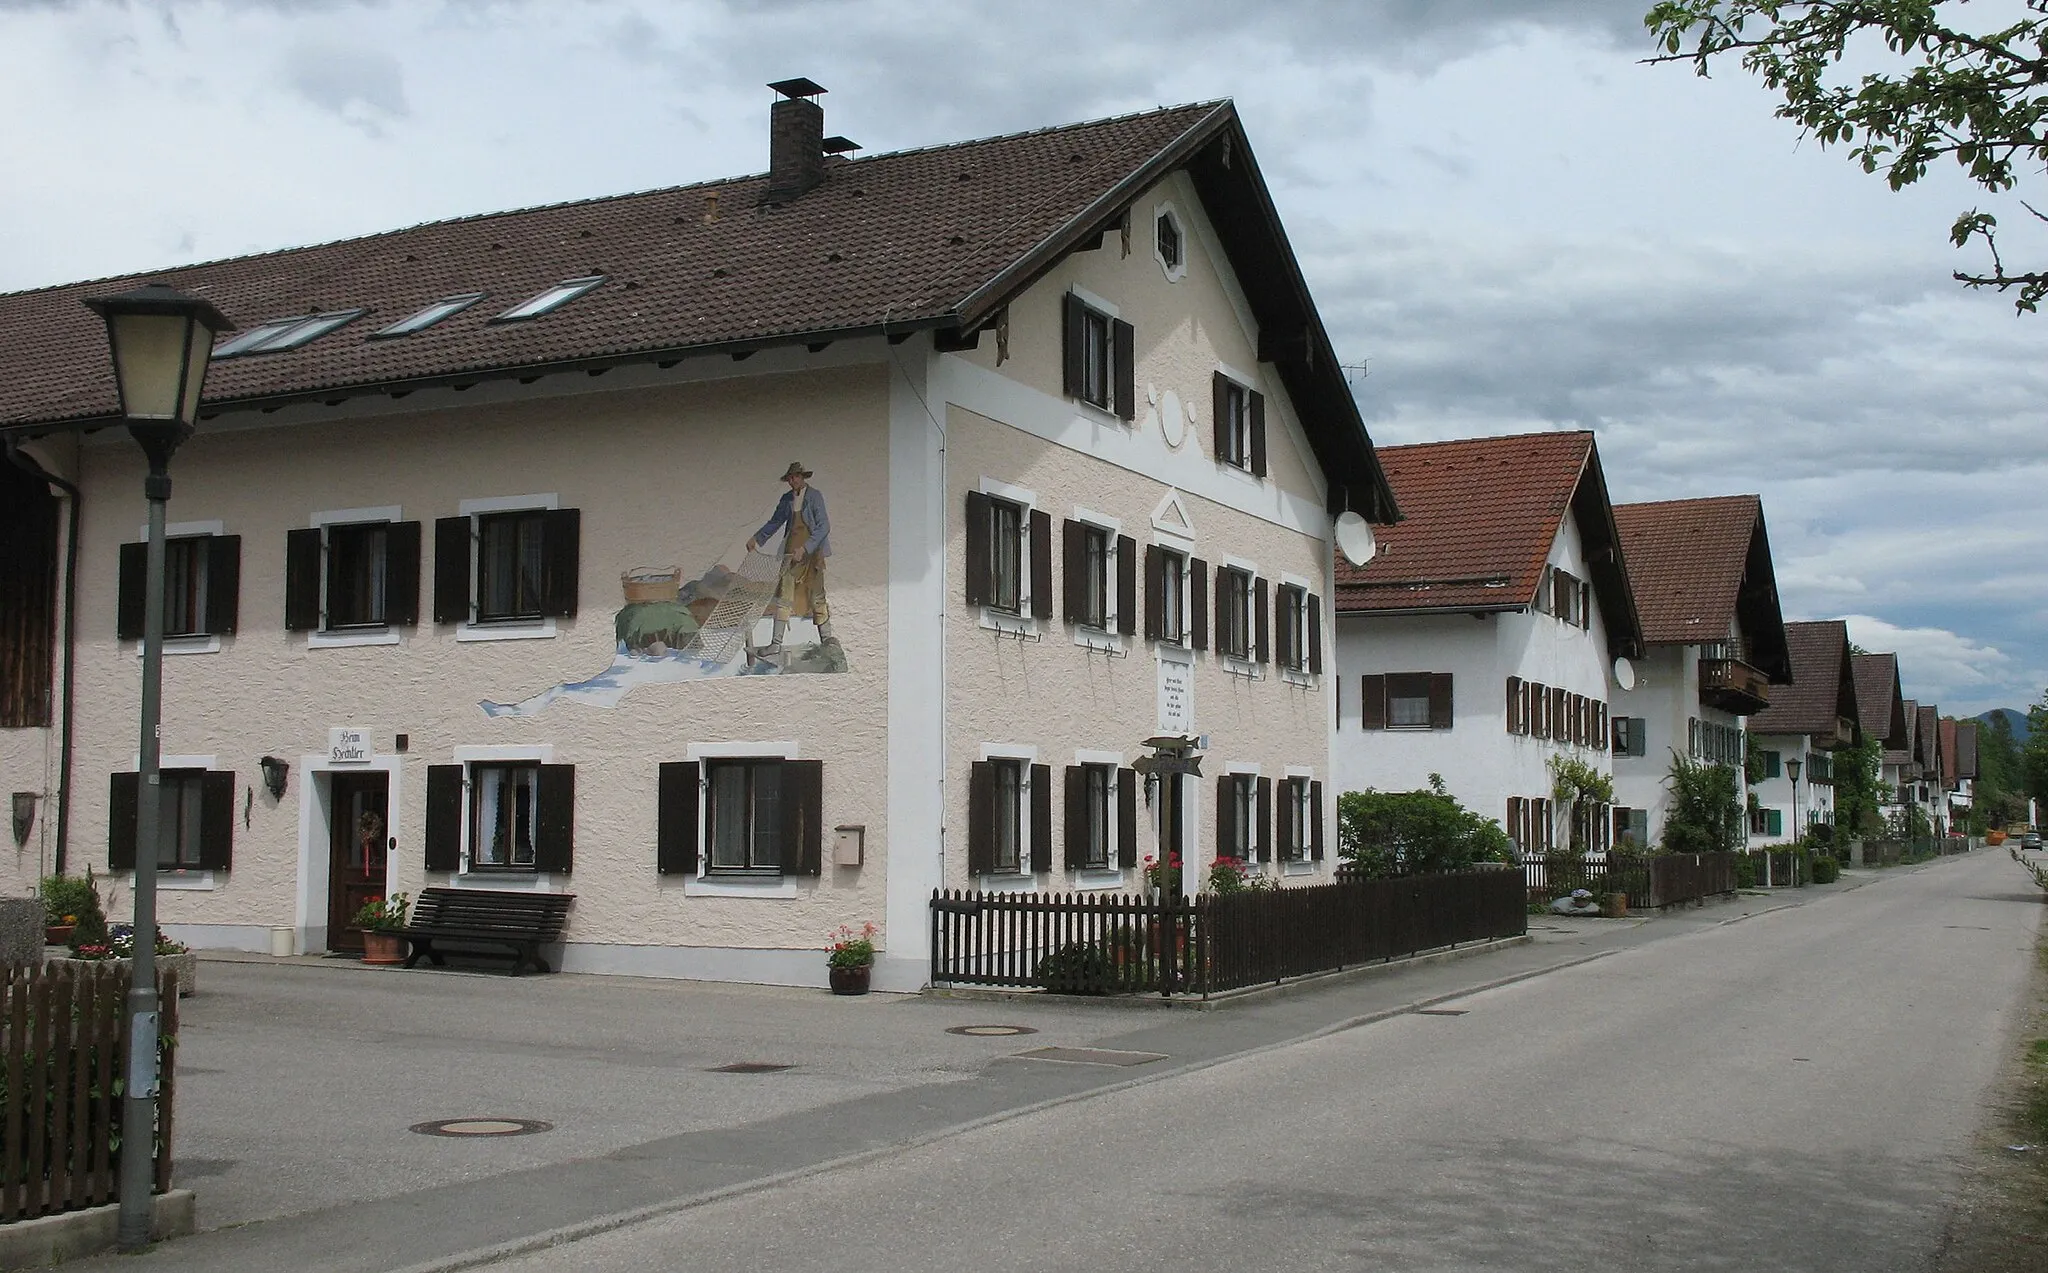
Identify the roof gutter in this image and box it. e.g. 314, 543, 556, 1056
0, 315, 956, 438
1333, 603, 1523, 620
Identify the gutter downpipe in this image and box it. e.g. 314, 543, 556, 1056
3, 436, 80, 876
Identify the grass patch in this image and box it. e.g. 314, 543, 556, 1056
2029, 1037, 2048, 1067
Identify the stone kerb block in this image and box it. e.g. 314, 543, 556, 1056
0, 897, 44, 967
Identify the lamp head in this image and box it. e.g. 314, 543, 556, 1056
9, 792, 34, 849
82, 283, 233, 468
258, 755, 289, 801
1785, 758, 1803, 784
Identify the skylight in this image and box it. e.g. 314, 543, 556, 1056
493, 276, 605, 322
211, 310, 365, 358
373, 293, 485, 338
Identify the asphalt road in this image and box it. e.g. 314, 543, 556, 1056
483, 851, 2044, 1273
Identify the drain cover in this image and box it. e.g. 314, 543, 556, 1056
1414, 1008, 1468, 1017
710, 1062, 793, 1074
946, 1025, 1039, 1037
410, 1118, 552, 1138
1012, 1046, 1164, 1067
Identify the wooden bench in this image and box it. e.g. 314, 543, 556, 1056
398, 887, 575, 976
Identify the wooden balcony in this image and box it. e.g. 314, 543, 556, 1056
1816, 715, 1855, 750
1698, 656, 1771, 714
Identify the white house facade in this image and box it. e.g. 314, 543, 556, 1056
1744, 620, 1861, 845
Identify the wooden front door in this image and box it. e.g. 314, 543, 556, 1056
328, 772, 389, 953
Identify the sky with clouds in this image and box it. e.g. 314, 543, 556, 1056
3, 0, 2042, 716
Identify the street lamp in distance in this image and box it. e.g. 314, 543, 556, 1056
80, 282, 232, 1253
1785, 757, 1803, 846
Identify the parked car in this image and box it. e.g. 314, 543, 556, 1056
2023, 831, 2042, 850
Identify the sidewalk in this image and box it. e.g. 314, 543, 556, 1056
42, 871, 1893, 1273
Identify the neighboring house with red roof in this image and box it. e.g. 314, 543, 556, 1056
1911, 703, 1947, 835
1743, 620, 1861, 844
1949, 719, 1978, 829
1330, 431, 1643, 853
1609, 495, 1792, 849
0, 87, 1397, 989
1852, 651, 1912, 825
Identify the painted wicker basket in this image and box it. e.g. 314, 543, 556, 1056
621, 566, 681, 605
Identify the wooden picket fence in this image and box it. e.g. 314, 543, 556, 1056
0, 962, 179, 1224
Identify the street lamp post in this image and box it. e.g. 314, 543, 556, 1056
82, 283, 232, 1252
1786, 757, 1803, 845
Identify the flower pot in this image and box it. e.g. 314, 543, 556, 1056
361, 930, 406, 966
44, 924, 73, 946
1603, 892, 1628, 918
828, 963, 872, 995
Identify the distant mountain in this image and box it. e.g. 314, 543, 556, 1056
1974, 708, 2031, 742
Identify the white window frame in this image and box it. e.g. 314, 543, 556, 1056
131, 519, 226, 656
1152, 201, 1188, 283
1220, 761, 1260, 868
1071, 748, 1125, 887
1218, 555, 1261, 679
454, 492, 559, 643
1067, 286, 1122, 420
1281, 767, 1316, 869
1071, 506, 1124, 651
306, 505, 405, 649
449, 743, 561, 891
976, 477, 1038, 638
978, 742, 1038, 889
1277, 572, 1314, 684
123, 752, 221, 888
682, 740, 802, 898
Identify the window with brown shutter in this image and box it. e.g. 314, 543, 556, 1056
1507, 796, 1524, 852
1308, 781, 1324, 861
1307, 594, 1322, 674
1530, 681, 1550, 739
657, 761, 699, 875
1188, 557, 1207, 650
117, 533, 240, 640
108, 768, 233, 872
1216, 567, 1251, 659
1506, 676, 1525, 734
1116, 535, 1137, 636
1062, 293, 1130, 418
1117, 767, 1138, 869
968, 758, 1029, 875
1255, 776, 1273, 864
1551, 686, 1569, 738
1066, 764, 1114, 871
1579, 580, 1592, 630
1360, 674, 1387, 730
290, 520, 422, 633
1028, 510, 1052, 621
1427, 673, 1454, 729
1253, 577, 1270, 664
1029, 763, 1052, 874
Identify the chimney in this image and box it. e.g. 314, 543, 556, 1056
765, 78, 828, 203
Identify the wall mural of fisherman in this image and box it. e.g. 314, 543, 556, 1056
481, 460, 849, 718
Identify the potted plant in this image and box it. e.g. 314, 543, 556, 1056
41, 872, 101, 946
353, 892, 411, 965
826, 921, 877, 995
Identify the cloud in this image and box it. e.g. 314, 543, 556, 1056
1840, 615, 2035, 715
281, 39, 408, 134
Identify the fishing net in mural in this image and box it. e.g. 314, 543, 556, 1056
677, 543, 784, 666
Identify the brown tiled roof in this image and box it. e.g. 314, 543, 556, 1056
1890, 697, 1921, 773
0, 100, 1399, 521
1330, 430, 1641, 652
1851, 652, 1908, 749
1611, 495, 1791, 680
1955, 720, 1979, 779
1747, 620, 1859, 739
1939, 716, 1959, 787
1917, 704, 1940, 770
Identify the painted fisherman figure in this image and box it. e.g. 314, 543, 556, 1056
748, 461, 835, 655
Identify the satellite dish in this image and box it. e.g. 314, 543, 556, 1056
1335, 512, 1377, 567
1612, 658, 1637, 691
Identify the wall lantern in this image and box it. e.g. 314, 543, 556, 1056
259, 755, 289, 801
10, 792, 35, 849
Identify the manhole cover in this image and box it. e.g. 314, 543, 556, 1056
946, 1025, 1039, 1037
710, 1062, 793, 1074
1012, 1046, 1164, 1067
410, 1118, 552, 1138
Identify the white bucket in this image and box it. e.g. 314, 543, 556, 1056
269, 926, 295, 958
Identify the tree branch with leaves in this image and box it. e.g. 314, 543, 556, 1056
1644, 1, 2048, 311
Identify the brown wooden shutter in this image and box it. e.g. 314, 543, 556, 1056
1117, 768, 1138, 869
534, 763, 576, 874
1116, 535, 1137, 636
1189, 557, 1208, 650
1253, 577, 1270, 664
538, 508, 581, 618
1216, 773, 1235, 858
424, 764, 464, 871
385, 520, 422, 627
197, 769, 235, 870
1308, 594, 1323, 674
1613, 806, 1629, 846
1552, 687, 1568, 739
1580, 580, 1592, 630
964, 491, 992, 608
285, 528, 323, 631
203, 535, 241, 635
1029, 763, 1052, 874
657, 761, 699, 875
1212, 372, 1230, 459
1064, 766, 1086, 870
1112, 319, 1135, 421
1506, 676, 1523, 734
116, 542, 146, 640
1029, 509, 1052, 620
1310, 781, 1325, 860
1360, 674, 1386, 730
1274, 586, 1294, 669
432, 516, 472, 625
1428, 673, 1454, 729
1249, 391, 1267, 477
107, 771, 139, 871
967, 760, 995, 876
783, 759, 823, 876
1061, 293, 1087, 398
1255, 776, 1273, 863
1142, 544, 1163, 640
1061, 519, 1083, 624
1506, 796, 1522, 851
1529, 683, 1545, 738
1276, 779, 1296, 860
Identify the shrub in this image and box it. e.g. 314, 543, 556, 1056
1734, 853, 1760, 889
39, 874, 96, 928
1035, 942, 1116, 995
1338, 775, 1512, 880
1664, 755, 1742, 855
1811, 854, 1841, 884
